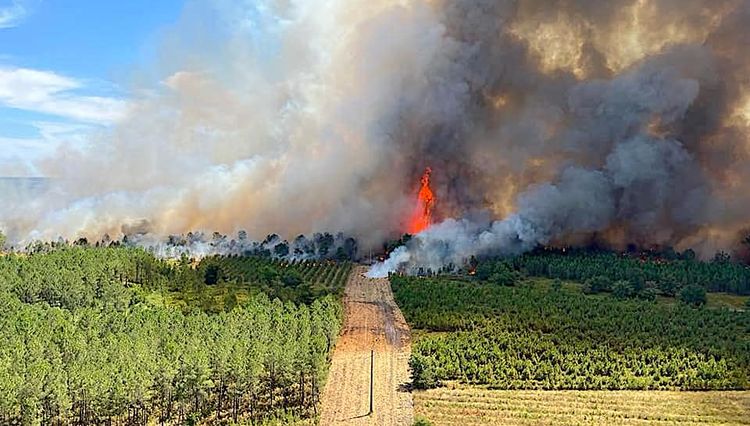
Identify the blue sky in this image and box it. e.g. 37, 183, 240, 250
0, 0, 185, 175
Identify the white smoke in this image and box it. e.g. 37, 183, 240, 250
369, 167, 615, 276
1, 0, 447, 248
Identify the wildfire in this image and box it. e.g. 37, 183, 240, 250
407, 167, 435, 234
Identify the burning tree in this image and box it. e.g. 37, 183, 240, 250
407, 167, 435, 235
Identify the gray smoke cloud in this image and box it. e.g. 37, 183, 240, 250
370, 0, 750, 275
1, 0, 749, 269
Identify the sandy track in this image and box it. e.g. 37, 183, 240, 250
319, 266, 413, 425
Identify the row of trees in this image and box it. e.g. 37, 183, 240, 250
392, 276, 749, 391
200, 256, 351, 304
513, 249, 750, 295
0, 247, 345, 424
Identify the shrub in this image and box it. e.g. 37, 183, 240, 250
638, 288, 659, 302
411, 353, 440, 389
203, 264, 221, 285
583, 275, 611, 294
625, 268, 645, 292
551, 278, 563, 292
678, 284, 707, 307
281, 270, 303, 287
490, 270, 516, 286
474, 262, 494, 281
612, 280, 634, 299
658, 280, 680, 297
476, 260, 519, 286
413, 416, 433, 426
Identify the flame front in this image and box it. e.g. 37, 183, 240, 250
407, 167, 435, 234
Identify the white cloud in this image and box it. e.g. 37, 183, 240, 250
0, 0, 32, 29
0, 67, 128, 124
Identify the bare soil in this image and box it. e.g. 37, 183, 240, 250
319, 266, 413, 425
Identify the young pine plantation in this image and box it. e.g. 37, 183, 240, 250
0, 245, 351, 425
397, 250, 750, 425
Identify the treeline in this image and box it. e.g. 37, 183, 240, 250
0, 247, 345, 424
512, 249, 750, 295
9, 230, 360, 263
0, 246, 166, 310
476, 257, 709, 306
391, 276, 750, 391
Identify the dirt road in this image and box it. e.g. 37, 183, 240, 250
319, 266, 413, 425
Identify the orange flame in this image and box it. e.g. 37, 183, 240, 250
407, 167, 435, 234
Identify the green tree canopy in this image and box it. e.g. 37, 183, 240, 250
678, 284, 707, 307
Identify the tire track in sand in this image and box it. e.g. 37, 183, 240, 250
320, 266, 413, 425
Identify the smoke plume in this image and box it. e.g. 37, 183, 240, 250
1, 0, 749, 270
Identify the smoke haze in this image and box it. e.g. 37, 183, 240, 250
2, 0, 750, 270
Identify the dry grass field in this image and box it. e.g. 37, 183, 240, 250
414, 384, 750, 425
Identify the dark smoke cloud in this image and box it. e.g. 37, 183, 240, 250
372, 0, 750, 274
